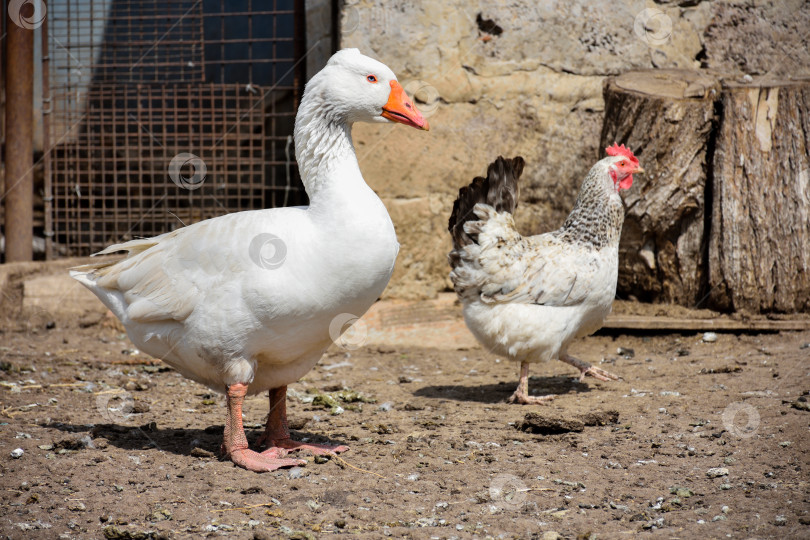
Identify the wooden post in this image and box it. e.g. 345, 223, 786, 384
600, 70, 720, 306
4, 4, 36, 262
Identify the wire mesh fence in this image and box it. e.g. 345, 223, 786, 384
44, 0, 307, 257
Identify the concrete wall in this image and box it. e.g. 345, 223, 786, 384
337, 0, 810, 300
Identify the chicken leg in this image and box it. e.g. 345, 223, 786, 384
560, 354, 619, 382
507, 355, 620, 405
507, 361, 556, 405
222, 383, 306, 472
257, 386, 349, 456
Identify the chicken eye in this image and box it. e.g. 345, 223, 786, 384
366, 75, 378, 83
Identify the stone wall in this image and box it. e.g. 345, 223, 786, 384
335, 0, 810, 301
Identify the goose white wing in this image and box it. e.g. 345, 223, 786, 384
71, 211, 298, 326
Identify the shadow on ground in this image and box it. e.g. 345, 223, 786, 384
413, 375, 593, 403
41, 421, 346, 457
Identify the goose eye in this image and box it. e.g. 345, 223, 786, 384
366, 75, 378, 83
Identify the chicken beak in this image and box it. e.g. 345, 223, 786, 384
633, 165, 645, 174
381, 81, 429, 131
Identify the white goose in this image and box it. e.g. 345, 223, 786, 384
71, 49, 428, 472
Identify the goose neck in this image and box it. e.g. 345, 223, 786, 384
294, 105, 360, 203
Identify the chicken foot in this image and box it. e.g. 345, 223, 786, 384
222, 383, 306, 472
507, 361, 556, 405
560, 354, 620, 382
257, 386, 349, 456
507, 354, 620, 405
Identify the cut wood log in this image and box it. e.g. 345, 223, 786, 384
708, 80, 810, 313
602, 70, 810, 314
600, 70, 721, 306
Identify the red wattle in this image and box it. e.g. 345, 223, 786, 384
619, 175, 633, 190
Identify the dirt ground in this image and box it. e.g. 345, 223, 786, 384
1, 317, 809, 539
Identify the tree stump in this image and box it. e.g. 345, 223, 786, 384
600, 70, 721, 306
708, 81, 810, 313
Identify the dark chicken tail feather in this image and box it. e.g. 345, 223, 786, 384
448, 156, 525, 258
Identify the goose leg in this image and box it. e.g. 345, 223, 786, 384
222, 383, 306, 472
257, 386, 349, 456
560, 354, 620, 382
507, 361, 555, 405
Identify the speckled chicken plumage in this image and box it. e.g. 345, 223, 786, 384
555, 165, 625, 249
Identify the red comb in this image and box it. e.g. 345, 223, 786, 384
605, 143, 638, 164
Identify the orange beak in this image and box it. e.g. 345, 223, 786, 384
381, 80, 429, 131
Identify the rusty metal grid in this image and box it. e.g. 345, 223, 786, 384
48, 0, 205, 85
50, 83, 301, 251
45, 0, 306, 257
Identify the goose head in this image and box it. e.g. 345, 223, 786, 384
302, 48, 429, 131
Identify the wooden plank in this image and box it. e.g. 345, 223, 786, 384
603, 315, 810, 332
365, 295, 810, 334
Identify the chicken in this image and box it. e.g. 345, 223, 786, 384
447, 146, 643, 404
